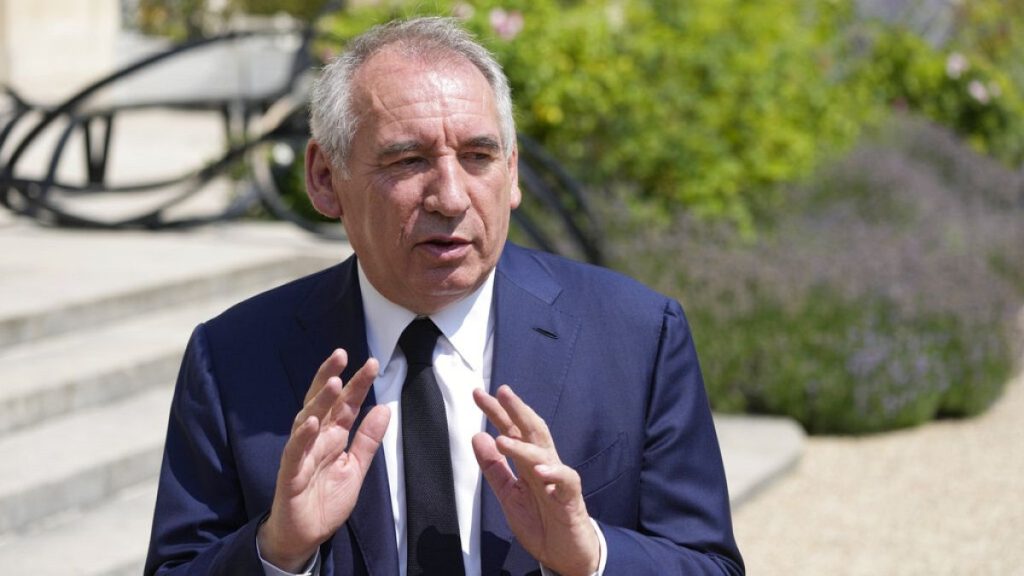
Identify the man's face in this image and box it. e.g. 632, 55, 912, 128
307, 48, 520, 314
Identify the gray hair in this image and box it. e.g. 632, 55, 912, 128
309, 17, 516, 176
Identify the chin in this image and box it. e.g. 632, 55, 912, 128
413, 269, 486, 304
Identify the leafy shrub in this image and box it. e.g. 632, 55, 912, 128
854, 22, 1024, 165
320, 0, 875, 232
942, 0, 1024, 104
611, 115, 1024, 434
317, 0, 1024, 226
136, 0, 324, 38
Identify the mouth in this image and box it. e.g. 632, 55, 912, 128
417, 235, 472, 260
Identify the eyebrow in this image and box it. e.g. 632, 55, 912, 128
464, 136, 502, 152
376, 135, 503, 161
377, 140, 423, 161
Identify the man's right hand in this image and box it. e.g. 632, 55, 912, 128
258, 349, 389, 572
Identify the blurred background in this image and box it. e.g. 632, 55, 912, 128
1, 0, 1022, 573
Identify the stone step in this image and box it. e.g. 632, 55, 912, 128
715, 413, 806, 506
0, 225, 337, 349
0, 287, 288, 434
0, 386, 171, 533
0, 481, 157, 575
0, 418, 806, 573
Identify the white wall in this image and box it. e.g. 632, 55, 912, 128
0, 0, 120, 102
0, 1, 8, 85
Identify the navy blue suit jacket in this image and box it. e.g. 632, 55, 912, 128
145, 243, 743, 575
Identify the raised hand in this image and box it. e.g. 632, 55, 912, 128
258, 349, 389, 572
472, 385, 600, 576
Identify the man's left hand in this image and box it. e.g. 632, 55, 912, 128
472, 385, 600, 576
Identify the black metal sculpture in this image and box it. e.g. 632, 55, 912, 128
0, 9, 604, 265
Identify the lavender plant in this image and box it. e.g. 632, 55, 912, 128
611, 115, 1024, 434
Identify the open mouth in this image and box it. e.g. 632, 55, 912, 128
418, 236, 471, 259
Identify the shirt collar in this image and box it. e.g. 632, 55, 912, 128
357, 262, 495, 373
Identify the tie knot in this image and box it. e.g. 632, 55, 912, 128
399, 318, 440, 367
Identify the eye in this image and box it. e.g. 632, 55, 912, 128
392, 156, 426, 168
461, 151, 496, 164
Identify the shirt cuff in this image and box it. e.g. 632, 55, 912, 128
256, 533, 319, 576
539, 517, 608, 576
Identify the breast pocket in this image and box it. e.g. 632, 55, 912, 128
573, 432, 627, 498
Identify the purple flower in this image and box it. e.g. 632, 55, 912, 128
968, 80, 990, 104
452, 3, 474, 21
946, 52, 968, 79
489, 8, 524, 41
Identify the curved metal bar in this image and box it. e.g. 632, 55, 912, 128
511, 208, 558, 255
3, 32, 266, 182
517, 135, 605, 264
0, 0, 606, 266
0, 85, 33, 163
7, 129, 275, 229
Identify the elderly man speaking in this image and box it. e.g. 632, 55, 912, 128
145, 16, 743, 576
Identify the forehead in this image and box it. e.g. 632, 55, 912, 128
351, 48, 501, 141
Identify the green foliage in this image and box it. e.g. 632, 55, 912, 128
137, 0, 210, 39
952, 0, 1024, 95
320, 0, 875, 232
135, 0, 325, 39
856, 23, 1024, 165
235, 0, 325, 20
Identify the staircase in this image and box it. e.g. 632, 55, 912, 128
0, 220, 342, 574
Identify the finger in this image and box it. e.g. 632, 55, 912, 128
473, 388, 522, 439
495, 385, 552, 448
495, 435, 557, 472
330, 357, 380, 429
346, 404, 390, 473
278, 414, 320, 491
472, 432, 518, 496
294, 374, 344, 433
533, 463, 585, 506
304, 349, 349, 404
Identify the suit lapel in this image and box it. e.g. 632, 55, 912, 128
282, 256, 400, 576
482, 245, 581, 575
284, 257, 369, 404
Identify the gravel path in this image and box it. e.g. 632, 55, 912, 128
732, 368, 1024, 575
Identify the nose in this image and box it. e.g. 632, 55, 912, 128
423, 156, 471, 217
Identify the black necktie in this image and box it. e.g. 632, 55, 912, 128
400, 318, 465, 576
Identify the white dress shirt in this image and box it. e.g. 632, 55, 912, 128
359, 263, 493, 576
261, 262, 605, 576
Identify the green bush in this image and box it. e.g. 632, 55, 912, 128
136, 0, 324, 38
611, 116, 1023, 434
946, 0, 1024, 108
320, 0, 875, 232
318, 1, 1024, 228
855, 23, 1024, 165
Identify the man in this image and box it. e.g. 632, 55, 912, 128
146, 16, 743, 576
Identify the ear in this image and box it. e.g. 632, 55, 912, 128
508, 145, 522, 210
305, 139, 343, 219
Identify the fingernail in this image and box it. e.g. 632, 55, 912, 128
535, 464, 552, 475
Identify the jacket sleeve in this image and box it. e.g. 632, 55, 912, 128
144, 324, 266, 575
601, 300, 744, 575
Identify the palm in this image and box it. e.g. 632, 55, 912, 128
259, 352, 389, 571
498, 475, 585, 558
283, 422, 372, 537
473, 386, 600, 576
